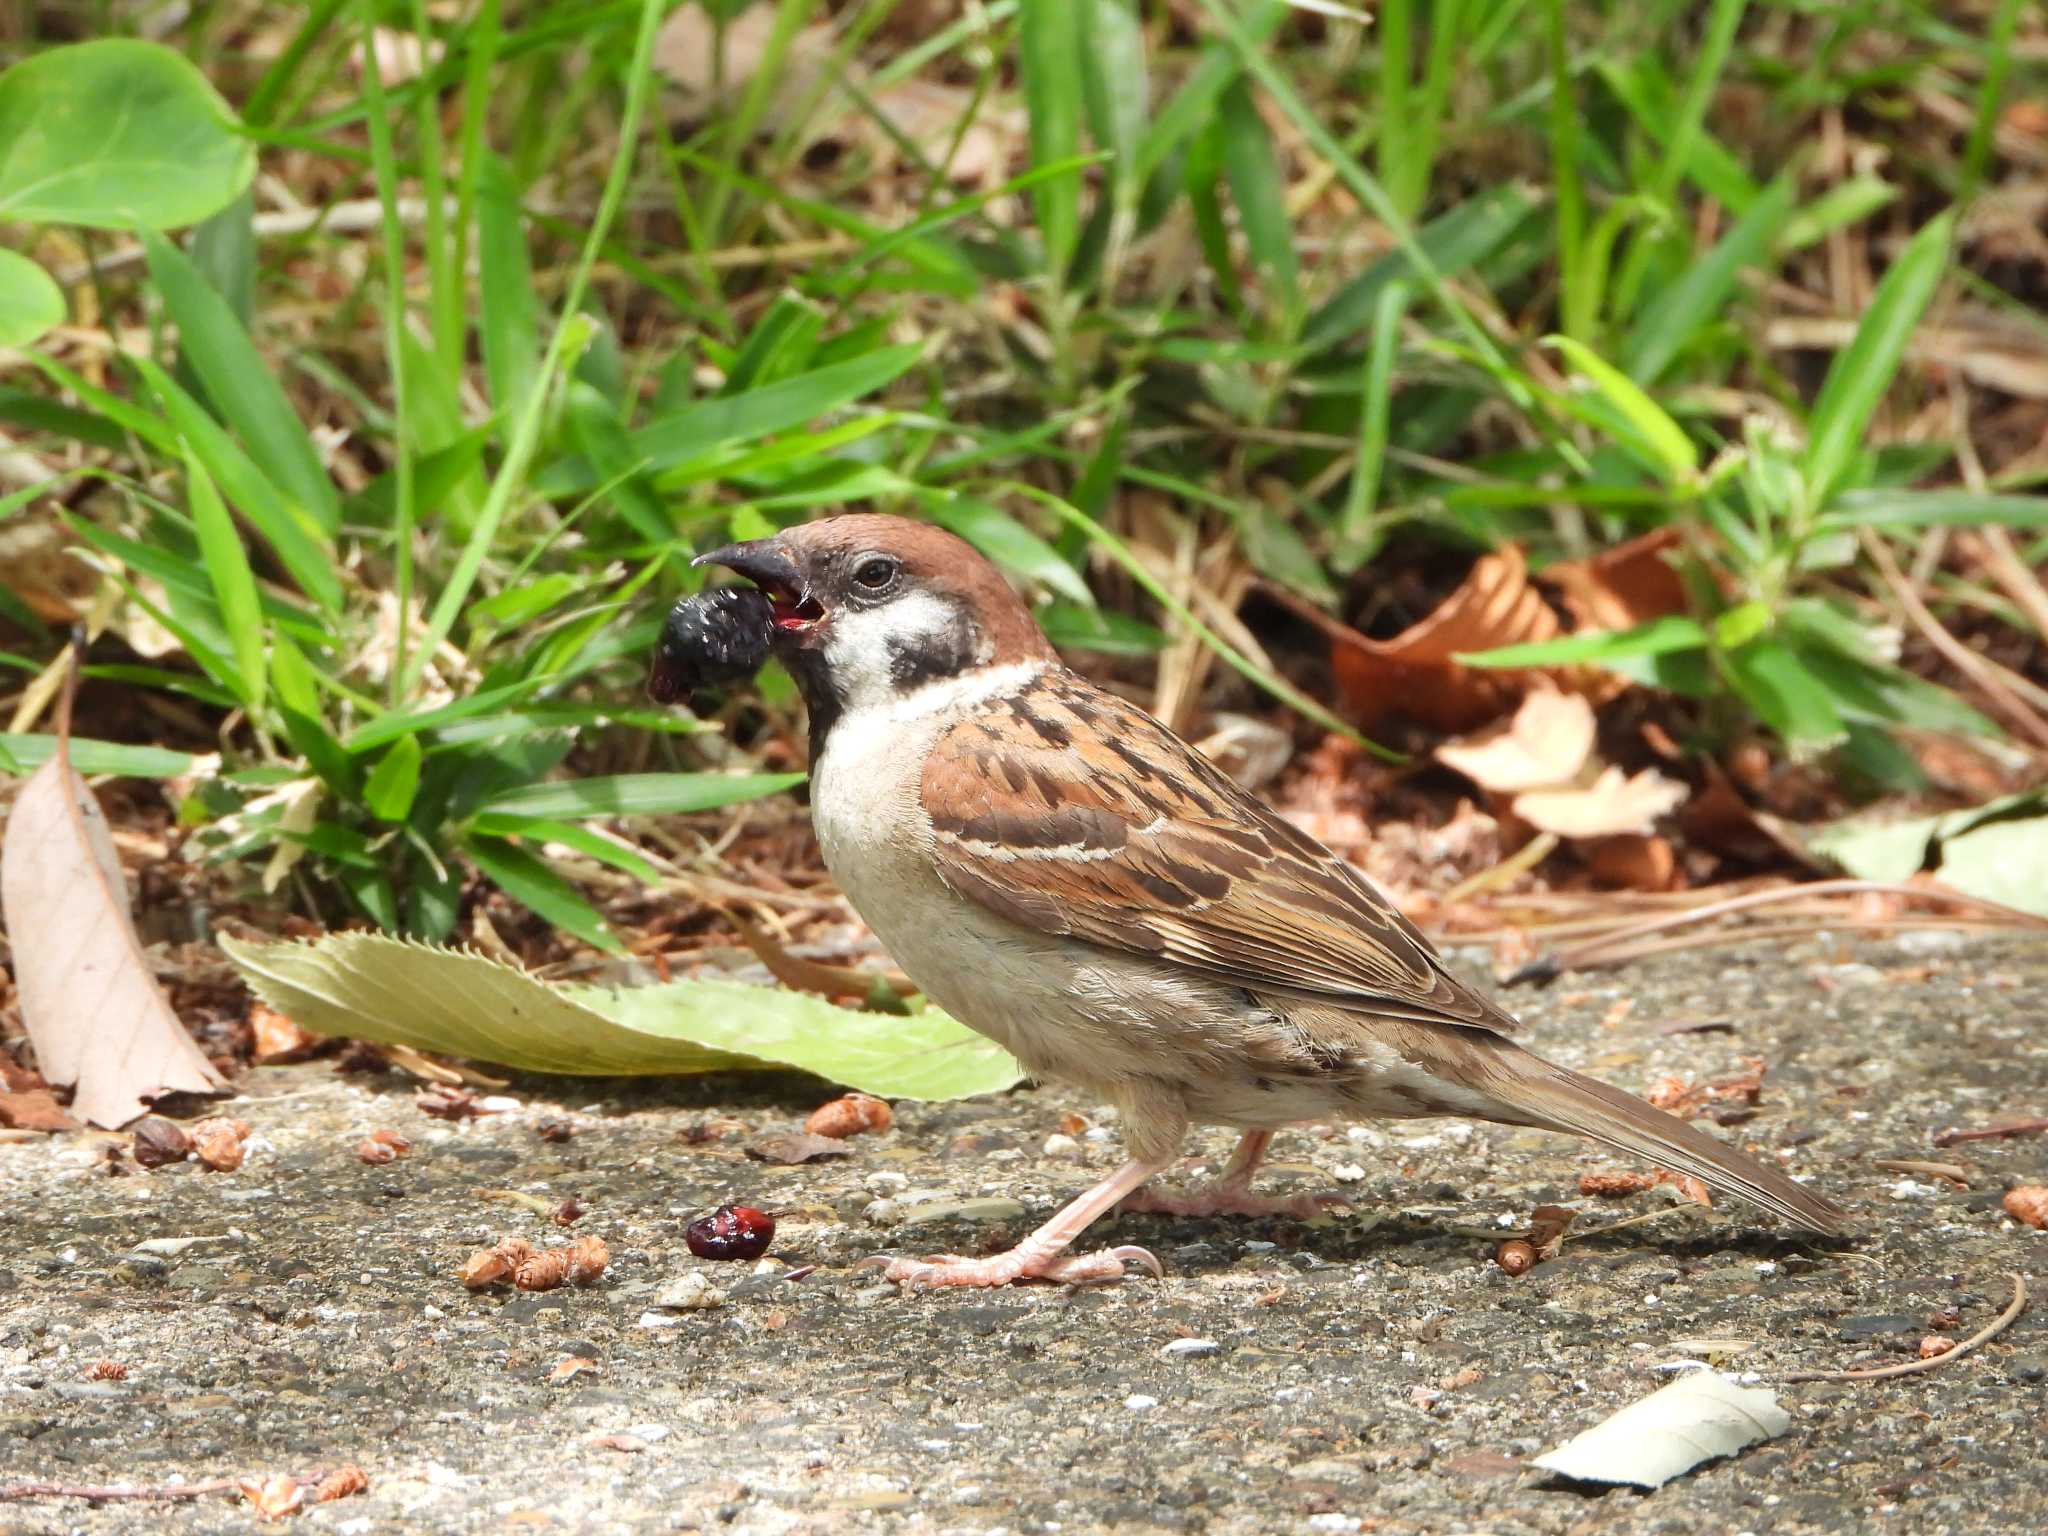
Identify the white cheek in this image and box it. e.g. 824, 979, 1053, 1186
821, 590, 979, 713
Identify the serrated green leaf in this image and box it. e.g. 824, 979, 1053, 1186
221, 931, 1025, 1099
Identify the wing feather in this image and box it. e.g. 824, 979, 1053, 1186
923, 672, 1519, 1034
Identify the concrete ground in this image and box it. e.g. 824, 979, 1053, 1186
1, 931, 2043, 1535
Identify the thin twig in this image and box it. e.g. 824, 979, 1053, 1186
1933, 1117, 2048, 1147
1870, 1158, 1971, 1185
1779, 1272, 2027, 1383
1862, 528, 2048, 748
1542, 878, 2048, 973
0, 1478, 239, 1503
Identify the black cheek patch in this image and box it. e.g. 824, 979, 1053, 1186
885, 607, 980, 689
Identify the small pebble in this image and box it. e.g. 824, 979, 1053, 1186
653, 1272, 725, 1311
1041, 1133, 1083, 1160
1125, 1394, 1157, 1412
863, 1171, 910, 1195
1160, 1338, 1220, 1359
1332, 1163, 1367, 1183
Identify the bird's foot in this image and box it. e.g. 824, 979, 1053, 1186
1118, 1184, 1350, 1222
861, 1243, 1162, 1292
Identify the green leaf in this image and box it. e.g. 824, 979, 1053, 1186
181, 449, 266, 713
469, 816, 660, 884
477, 771, 805, 821
1018, 0, 1085, 281
1818, 489, 2048, 532
476, 154, 542, 425
534, 345, 924, 496
1079, 0, 1148, 216
1220, 77, 1297, 320
923, 497, 1093, 606
0, 40, 254, 228
463, 834, 621, 953
1624, 175, 1795, 384
129, 355, 343, 616
142, 232, 342, 535
1803, 212, 1954, 507
0, 250, 63, 346
1038, 601, 1167, 656
363, 735, 423, 822
1807, 791, 2046, 894
1458, 615, 1710, 669
1723, 637, 1844, 746
0, 734, 196, 777
1546, 335, 1696, 485
221, 931, 1024, 1099
1930, 818, 2048, 917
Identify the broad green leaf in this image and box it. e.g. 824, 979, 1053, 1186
0, 40, 254, 228
1038, 601, 1167, 656
143, 233, 342, 534
1808, 791, 2044, 887
1933, 818, 2048, 918
924, 497, 1093, 606
469, 816, 661, 884
1458, 615, 1709, 669
1547, 335, 1696, 485
181, 449, 266, 713
1803, 212, 1953, 506
363, 735, 423, 822
221, 931, 1026, 1098
0, 250, 63, 346
0, 734, 196, 777
478, 771, 805, 821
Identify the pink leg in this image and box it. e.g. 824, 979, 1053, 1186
869, 1155, 1176, 1291
1118, 1130, 1350, 1222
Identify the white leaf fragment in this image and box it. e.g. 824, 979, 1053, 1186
1533, 1370, 1790, 1488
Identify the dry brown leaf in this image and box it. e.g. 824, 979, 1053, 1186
1512, 765, 1688, 838
2004, 1186, 2048, 1229
1436, 689, 1597, 792
189, 1117, 251, 1172
0, 1088, 77, 1132
1541, 526, 1688, 633
312, 1465, 368, 1503
1313, 546, 1611, 732
0, 663, 225, 1128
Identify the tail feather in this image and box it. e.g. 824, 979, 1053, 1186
1498, 1054, 1845, 1234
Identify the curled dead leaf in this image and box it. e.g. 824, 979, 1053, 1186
1318, 546, 1577, 732
237, 1474, 304, 1521
313, 1465, 368, 1503
1540, 526, 1688, 634
1436, 689, 1597, 792
2004, 1185, 2048, 1229
188, 1117, 251, 1172
0, 660, 226, 1127
1513, 765, 1688, 838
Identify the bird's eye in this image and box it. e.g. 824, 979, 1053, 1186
852, 556, 898, 590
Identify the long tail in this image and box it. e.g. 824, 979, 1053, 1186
1403, 1026, 1846, 1234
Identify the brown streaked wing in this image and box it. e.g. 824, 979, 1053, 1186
921, 673, 1519, 1034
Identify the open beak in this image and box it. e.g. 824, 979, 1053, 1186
693, 539, 825, 633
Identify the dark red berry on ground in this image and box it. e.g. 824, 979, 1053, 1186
685, 1204, 775, 1261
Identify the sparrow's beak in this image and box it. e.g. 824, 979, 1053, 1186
693, 538, 825, 634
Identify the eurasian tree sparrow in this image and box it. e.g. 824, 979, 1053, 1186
674, 514, 1844, 1289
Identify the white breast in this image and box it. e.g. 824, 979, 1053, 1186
807, 665, 1292, 1103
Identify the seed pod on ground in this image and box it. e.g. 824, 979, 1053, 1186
685, 1204, 775, 1261
804, 1093, 893, 1139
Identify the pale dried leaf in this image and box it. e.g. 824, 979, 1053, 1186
1436, 689, 1597, 792
1533, 1371, 1789, 1488
0, 753, 224, 1127
1513, 765, 1688, 838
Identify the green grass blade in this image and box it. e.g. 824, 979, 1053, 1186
463, 834, 622, 953
180, 448, 267, 714
1803, 211, 1954, 508
142, 231, 341, 534
1624, 175, 1794, 384
1018, 0, 1085, 284
1546, 335, 1696, 485
478, 772, 805, 821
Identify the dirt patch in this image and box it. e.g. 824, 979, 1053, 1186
1, 934, 2043, 1533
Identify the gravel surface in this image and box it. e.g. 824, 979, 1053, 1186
2, 932, 2044, 1535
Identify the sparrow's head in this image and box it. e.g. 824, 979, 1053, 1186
694, 513, 1055, 724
